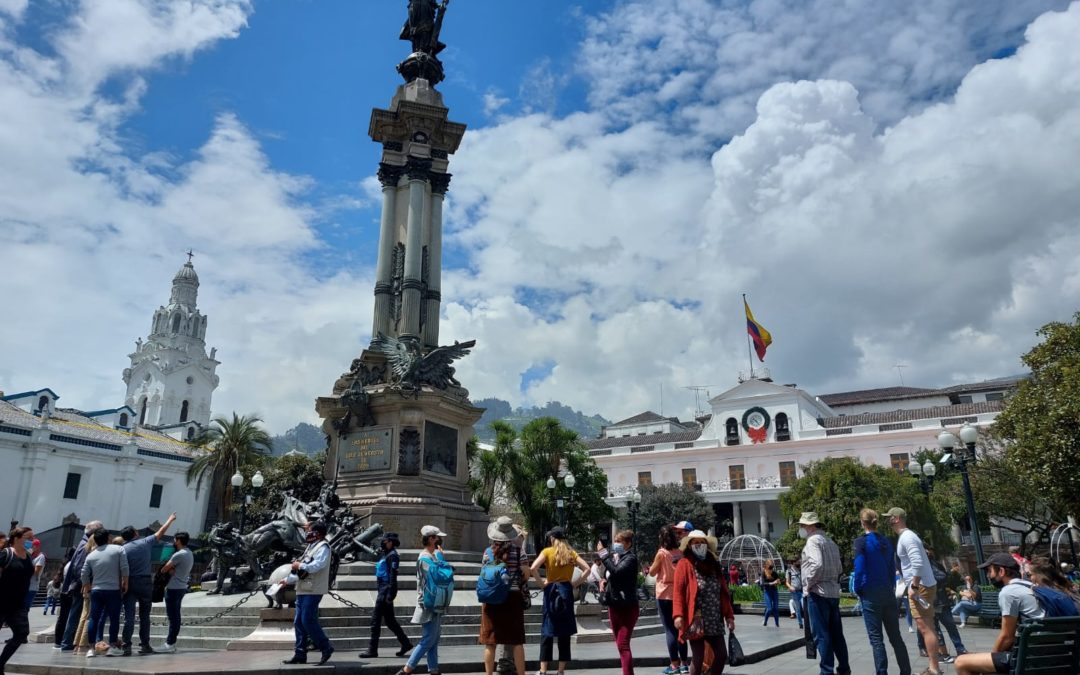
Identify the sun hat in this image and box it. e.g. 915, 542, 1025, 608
678, 529, 718, 555
798, 511, 823, 526
487, 516, 516, 542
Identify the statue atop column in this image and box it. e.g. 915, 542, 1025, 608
397, 0, 450, 85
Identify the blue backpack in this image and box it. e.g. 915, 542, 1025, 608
421, 552, 455, 611
1019, 581, 1080, 618
477, 559, 510, 604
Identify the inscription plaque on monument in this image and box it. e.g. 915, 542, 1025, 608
423, 421, 458, 476
340, 427, 393, 473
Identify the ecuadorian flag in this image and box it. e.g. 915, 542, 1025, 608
744, 298, 773, 362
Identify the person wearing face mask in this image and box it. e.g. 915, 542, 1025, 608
282, 522, 334, 666
0, 526, 36, 673
649, 525, 689, 675
953, 553, 1045, 675
672, 530, 736, 675
799, 512, 851, 675
360, 532, 413, 659
24, 539, 45, 611
597, 531, 639, 675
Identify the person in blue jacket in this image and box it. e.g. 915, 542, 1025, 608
853, 508, 911, 675
360, 532, 413, 659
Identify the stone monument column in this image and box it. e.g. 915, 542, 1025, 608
317, 1, 488, 550
423, 173, 449, 347
399, 158, 430, 341
372, 164, 403, 340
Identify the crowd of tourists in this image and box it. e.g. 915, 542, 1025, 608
0, 513, 195, 672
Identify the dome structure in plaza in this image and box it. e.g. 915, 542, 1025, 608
718, 534, 785, 581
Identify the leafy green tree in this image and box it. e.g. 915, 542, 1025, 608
500, 417, 613, 551
778, 457, 952, 569
186, 413, 273, 525
468, 421, 516, 513
244, 451, 327, 526
992, 313, 1080, 520
616, 483, 714, 565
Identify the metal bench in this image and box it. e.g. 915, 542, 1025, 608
979, 590, 1001, 627
1009, 616, 1080, 674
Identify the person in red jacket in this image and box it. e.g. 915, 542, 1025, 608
672, 530, 736, 675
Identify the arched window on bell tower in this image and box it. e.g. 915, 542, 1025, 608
171, 313, 181, 333
36, 395, 49, 414
179, 400, 189, 423
725, 417, 740, 446
139, 398, 147, 425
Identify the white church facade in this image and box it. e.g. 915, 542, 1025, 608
588, 375, 1022, 544
0, 259, 219, 536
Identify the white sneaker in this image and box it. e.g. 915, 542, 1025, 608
959, 622, 966, 628
106, 646, 124, 657
157, 643, 177, 654
86, 650, 96, 658
908, 626, 915, 633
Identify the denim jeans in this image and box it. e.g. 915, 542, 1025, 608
763, 586, 780, 626
86, 589, 123, 646
807, 594, 850, 675
123, 576, 153, 649
24, 590, 38, 611
860, 589, 911, 675
407, 613, 443, 671
952, 600, 980, 624
165, 588, 186, 645
792, 590, 804, 627
657, 599, 688, 663
293, 594, 330, 657
60, 592, 84, 649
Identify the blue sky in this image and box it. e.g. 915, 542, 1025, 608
2, 0, 1080, 432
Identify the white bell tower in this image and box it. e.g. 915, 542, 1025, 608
123, 254, 219, 438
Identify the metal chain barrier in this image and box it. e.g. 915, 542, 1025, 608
327, 589, 363, 609
149, 588, 260, 627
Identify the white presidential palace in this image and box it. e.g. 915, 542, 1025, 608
588, 374, 1022, 544
0, 259, 218, 548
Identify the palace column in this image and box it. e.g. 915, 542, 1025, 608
758, 501, 769, 539
733, 502, 743, 536
422, 173, 449, 348
399, 158, 430, 341
371, 164, 404, 340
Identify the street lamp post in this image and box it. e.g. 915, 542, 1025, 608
938, 424, 988, 585
230, 469, 265, 535
625, 489, 642, 556
906, 457, 937, 494
547, 473, 576, 529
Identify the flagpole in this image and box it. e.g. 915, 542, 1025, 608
743, 293, 755, 379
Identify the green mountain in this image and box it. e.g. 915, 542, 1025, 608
269, 422, 326, 456
472, 398, 610, 444
271, 399, 609, 453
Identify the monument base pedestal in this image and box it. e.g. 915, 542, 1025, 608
317, 362, 488, 551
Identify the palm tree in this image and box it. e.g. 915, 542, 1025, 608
469, 421, 517, 512
186, 413, 273, 525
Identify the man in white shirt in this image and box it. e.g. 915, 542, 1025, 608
886, 507, 941, 675
954, 553, 1044, 675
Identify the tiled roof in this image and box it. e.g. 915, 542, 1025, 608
584, 429, 702, 451
936, 375, 1028, 395
819, 400, 1005, 428
819, 387, 939, 406
609, 411, 670, 427
0, 400, 199, 458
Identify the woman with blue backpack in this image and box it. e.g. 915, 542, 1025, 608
479, 517, 532, 675
529, 527, 591, 675
398, 525, 454, 675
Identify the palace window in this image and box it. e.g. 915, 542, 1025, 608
985, 392, 1004, 402
779, 461, 797, 486
637, 471, 652, 487
118, 413, 129, 428
149, 484, 163, 509
682, 468, 697, 488
63, 472, 81, 500
957, 395, 973, 404
729, 465, 746, 490
890, 453, 910, 472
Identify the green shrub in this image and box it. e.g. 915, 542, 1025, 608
729, 585, 763, 604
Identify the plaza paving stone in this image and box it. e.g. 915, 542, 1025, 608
4, 609, 1000, 675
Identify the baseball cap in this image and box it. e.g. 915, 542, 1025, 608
32, 539, 41, 546
421, 525, 447, 537
884, 507, 907, 520
675, 520, 694, 531
978, 552, 1020, 571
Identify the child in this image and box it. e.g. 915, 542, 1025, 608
43, 571, 63, 614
